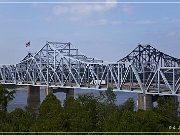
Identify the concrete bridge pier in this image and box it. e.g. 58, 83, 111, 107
45, 87, 74, 99
65, 88, 74, 98
137, 94, 178, 113
52, 88, 74, 99
137, 94, 154, 110
45, 86, 53, 96
27, 86, 40, 109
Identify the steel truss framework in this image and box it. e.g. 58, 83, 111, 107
0, 42, 180, 96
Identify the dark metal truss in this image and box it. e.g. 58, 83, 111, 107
118, 44, 180, 72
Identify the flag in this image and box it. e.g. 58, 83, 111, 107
26, 41, 30, 47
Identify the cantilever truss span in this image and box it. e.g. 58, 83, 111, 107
0, 42, 180, 96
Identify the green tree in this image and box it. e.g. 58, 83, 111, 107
9, 108, 34, 132
24, 105, 37, 120
62, 96, 92, 132
135, 110, 171, 132
39, 93, 61, 117
120, 98, 134, 112
0, 84, 15, 111
98, 87, 116, 105
102, 98, 135, 132
77, 94, 101, 131
31, 93, 63, 132
0, 110, 14, 132
154, 96, 179, 121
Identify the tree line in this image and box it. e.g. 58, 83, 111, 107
0, 84, 180, 133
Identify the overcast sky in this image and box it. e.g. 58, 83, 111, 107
0, 0, 180, 64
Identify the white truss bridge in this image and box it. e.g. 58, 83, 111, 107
1, 42, 180, 96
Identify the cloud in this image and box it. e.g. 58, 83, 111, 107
111, 20, 122, 25
122, 4, 134, 15
32, 3, 48, 8
92, 19, 122, 25
166, 31, 177, 37
52, 6, 69, 16
133, 18, 180, 25
171, 18, 180, 23
52, 0, 117, 17
134, 20, 158, 24
0, 18, 31, 23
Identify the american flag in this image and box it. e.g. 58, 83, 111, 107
26, 41, 30, 47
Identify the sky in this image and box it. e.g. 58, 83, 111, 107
0, 0, 180, 64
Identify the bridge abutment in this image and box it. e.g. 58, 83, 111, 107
27, 86, 40, 109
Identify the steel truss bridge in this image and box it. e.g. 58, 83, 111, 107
1, 42, 180, 96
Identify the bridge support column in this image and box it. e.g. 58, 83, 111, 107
137, 94, 178, 114
27, 86, 40, 109
45, 87, 53, 96
66, 88, 74, 99
137, 94, 153, 110
52, 88, 74, 99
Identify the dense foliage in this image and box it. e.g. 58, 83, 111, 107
0, 84, 15, 111
0, 85, 180, 133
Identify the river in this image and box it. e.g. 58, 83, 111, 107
7, 88, 138, 112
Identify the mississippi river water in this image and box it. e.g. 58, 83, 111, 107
7, 88, 138, 112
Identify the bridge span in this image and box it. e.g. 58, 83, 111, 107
0, 42, 180, 110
